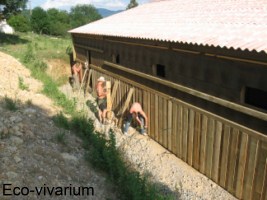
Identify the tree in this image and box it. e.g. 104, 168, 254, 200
0, 0, 28, 19
69, 4, 102, 29
127, 0, 138, 9
47, 8, 70, 36
8, 13, 31, 32
30, 7, 49, 34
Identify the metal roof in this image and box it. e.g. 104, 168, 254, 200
69, 0, 267, 54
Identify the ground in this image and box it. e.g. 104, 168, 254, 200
0, 51, 237, 200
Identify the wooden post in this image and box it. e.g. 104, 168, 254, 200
111, 80, 119, 109
106, 81, 112, 111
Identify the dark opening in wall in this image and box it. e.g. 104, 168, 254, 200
245, 87, 267, 111
112, 54, 120, 64
152, 64, 166, 78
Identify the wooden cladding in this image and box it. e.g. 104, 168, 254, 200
89, 67, 267, 200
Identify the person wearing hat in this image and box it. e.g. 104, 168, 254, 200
96, 76, 107, 123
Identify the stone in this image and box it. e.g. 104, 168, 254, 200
10, 136, 23, 145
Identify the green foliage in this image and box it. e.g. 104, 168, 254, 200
33, 59, 48, 71
52, 112, 70, 130
69, 4, 102, 29
127, 0, 138, 10
4, 96, 18, 111
23, 43, 35, 63
8, 14, 31, 32
86, 99, 98, 114
18, 76, 29, 90
55, 131, 67, 145
0, 0, 28, 19
47, 8, 70, 36
31, 7, 49, 34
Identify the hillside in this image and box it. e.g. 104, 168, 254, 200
97, 8, 123, 18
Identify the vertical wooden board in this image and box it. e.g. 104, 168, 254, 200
256, 143, 267, 200
193, 112, 201, 170
182, 107, 189, 162
243, 137, 258, 200
235, 132, 249, 199
167, 100, 173, 151
200, 115, 208, 174
143, 90, 148, 133
187, 109, 195, 166
150, 93, 155, 139
158, 96, 163, 145
147, 91, 151, 136
219, 125, 231, 188
260, 158, 267, 200
163, 98, 168, 148
177, 104, 183, 158
171, 102, 177, 155
226, 128, 240, 194
251, 141, 261, 200
211, 121, 223, 183
205, 118, 215, 178
154, 94, 159, 142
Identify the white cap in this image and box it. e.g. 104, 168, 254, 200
97, 76, 105, 82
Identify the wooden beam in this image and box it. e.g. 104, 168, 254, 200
104, 61, 267, 122
74, 44, 104, 53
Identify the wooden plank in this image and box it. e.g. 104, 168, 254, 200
260, 158, 267, 200
150, 93, 155, 139
167, 100, 173, 151
212, 121, 223, 183
188, 109, 195, 166
235, 132, 249, 199
106, 81, 112, 111
251, 140, 260, 200
158, 96, 163, 145
147, 91, 151, 136
85, 69, 92, 96
219, 125, 231, 188
205, 118, 215, 177
227, 128, 240, 194
200, 115, 208, 174
163, 98, 168, 148
171, 102, 178, 155
154, 94, 159, 142
111, 80, 119, 108
193, 112, 201, 170
182, 107, 189, 162
243, 138, 258, 199
177, 104, 183, 158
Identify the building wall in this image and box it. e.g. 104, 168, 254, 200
72, 34, 267, 133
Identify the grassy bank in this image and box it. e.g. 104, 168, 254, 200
0, 32, 175, 199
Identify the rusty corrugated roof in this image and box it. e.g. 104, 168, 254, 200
69, 0, 267, 54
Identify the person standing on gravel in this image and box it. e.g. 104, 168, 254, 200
123, 102, 148, 136
96, 76, 107, 123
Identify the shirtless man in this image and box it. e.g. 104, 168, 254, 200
96, 76, 107, 123
71, 61, 82, 90
123, 102, 148, 135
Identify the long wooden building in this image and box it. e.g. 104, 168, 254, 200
69, 0, 267, 199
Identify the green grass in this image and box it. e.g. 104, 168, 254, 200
0, 32, 177, 200
18, 76, 29, 91
4, 96, 18, 111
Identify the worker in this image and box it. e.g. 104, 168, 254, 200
123, 102, 148, 135
71, 61, 82, 90
96, 76, 107, 123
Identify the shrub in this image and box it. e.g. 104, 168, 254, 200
18, 76, 29, 90
8, 14, 31, 32
4, 96, 18, 111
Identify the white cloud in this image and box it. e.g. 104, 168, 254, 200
41, 0, 128, 11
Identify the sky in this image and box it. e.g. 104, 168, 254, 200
29, 0, 150, 11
